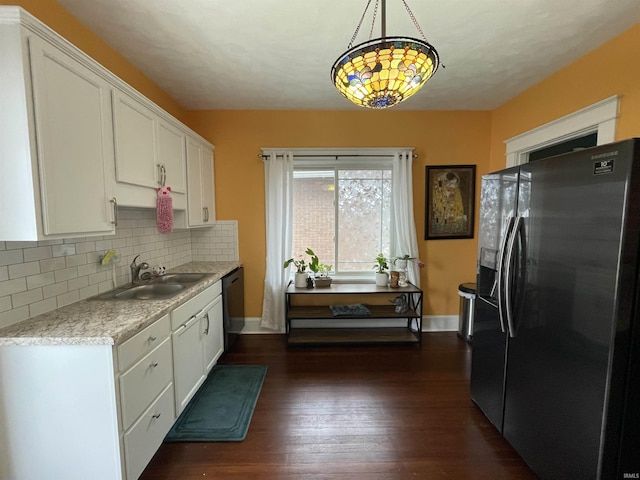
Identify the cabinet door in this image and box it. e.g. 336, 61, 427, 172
28, 35, 115, 236
201, 145, 216, 223
186, 137, 204, 226
112, 90, 157, 188
202, 295, 224, 373
187, 136, 215, 227
157, 120, 187, 194
172, 314, 206, 414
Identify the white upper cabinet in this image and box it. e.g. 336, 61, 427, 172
0, 7, 214, 238
186, 136, 216, 227
0, 13, 116, 240
157, 119, 187, 194
113, 90, 157, 189
112, 90, 187, 208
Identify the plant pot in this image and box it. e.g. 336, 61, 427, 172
314, 276, 332, 288
375, 272, 388, 287
294, 272, 308, 288
394, 259, 409, 287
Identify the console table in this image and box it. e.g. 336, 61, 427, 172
285, 282, 423, 346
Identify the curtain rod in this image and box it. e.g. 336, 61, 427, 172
258, 153, 418, 159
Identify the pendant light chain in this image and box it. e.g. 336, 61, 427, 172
368, 0, 380, 41
348, 0, 374, 49
401, 0, 427, 42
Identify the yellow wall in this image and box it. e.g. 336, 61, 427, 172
184, 110, 491, 317
2, 0, 187, 121
490, 23, 640, 171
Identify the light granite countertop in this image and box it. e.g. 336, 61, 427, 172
0, 261, 241, 347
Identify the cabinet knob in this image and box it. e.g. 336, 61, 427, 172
152, 412, 161, 419
147, 335, 157, 342
150, 361, 159, 368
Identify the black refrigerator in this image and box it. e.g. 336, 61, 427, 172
471, 138, 640, 480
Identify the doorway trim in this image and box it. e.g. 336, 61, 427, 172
504, 95, 619, 167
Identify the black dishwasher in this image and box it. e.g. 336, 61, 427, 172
222, 267, 244, 351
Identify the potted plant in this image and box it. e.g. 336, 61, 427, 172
373, 253, 389, 286
391, 254, 425, 287
314, 263, 333, 288
283, 254, 309, 288
306, 249, 333, 288
306, 248, 320, 277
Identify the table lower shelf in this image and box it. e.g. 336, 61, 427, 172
286, 305, 419, 319
287, 327, 421, 346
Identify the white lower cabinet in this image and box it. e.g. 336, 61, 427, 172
172, 281, 223, 414
0, 344, 122, 480
119, 337, 173, 431
172, 307, 206, 413
117, 314, 174, 479
0, 281, 226, 479
203, 294, 224, 373
123, 383, 175, 480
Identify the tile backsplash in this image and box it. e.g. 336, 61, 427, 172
0, 209, 238, 329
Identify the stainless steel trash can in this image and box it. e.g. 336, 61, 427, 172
457, 283, 476, 342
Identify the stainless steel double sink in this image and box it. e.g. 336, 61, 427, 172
92, 273, 208, 301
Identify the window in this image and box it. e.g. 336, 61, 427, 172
504, 96, 618, 167
528, 132, 597, 162
261, 147, 417, 330
291, 157, 393, 278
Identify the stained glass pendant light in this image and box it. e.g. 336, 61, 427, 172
331, 0, 440, 109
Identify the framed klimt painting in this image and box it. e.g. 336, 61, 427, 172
425, 165, 476, 240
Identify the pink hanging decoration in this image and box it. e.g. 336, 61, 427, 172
157, 186, 173, 233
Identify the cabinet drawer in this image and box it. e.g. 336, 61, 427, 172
171, 281, 221, 331
117, 314, 170, 372
123, 383, 175, 480
120, 337, 172, 430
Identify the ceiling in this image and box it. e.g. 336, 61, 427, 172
56, 0, 640, 111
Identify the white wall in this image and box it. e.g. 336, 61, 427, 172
0, 209, 238, 329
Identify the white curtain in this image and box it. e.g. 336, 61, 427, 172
260, 152, 294, 331
392, 150, 421, 287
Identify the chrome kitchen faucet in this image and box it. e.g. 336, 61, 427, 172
130, 255, 149, 285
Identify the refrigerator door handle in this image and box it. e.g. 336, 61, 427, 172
504, 215, 523, 338
497, 216, 516, 334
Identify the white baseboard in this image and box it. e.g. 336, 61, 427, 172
242, 317, 285, 334
241, 315, 459, 334
422, 315, 459, 332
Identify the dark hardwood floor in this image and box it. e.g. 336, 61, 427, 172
141, 333, 537, 480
